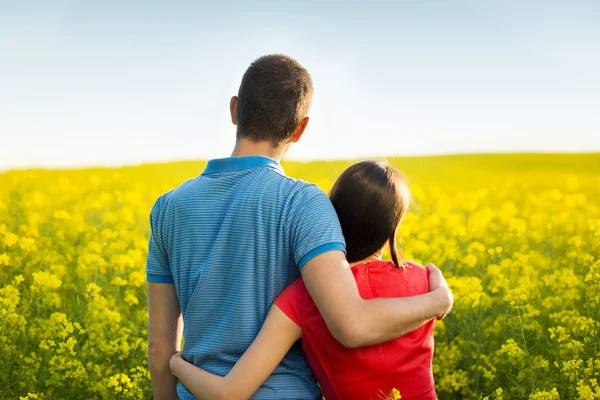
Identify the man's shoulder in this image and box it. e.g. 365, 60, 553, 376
159, 177, 199, 201
151, 178, 197, 214
260, 170, 328, 204
289, 185, 333, 221
284, 179, 328, 204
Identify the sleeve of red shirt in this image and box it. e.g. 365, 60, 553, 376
274, 278, 305, 328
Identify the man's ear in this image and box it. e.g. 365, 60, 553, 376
290, 116, 310, 143
230, 96, 238, 125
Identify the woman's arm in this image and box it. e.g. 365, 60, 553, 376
170, 304, 302, 400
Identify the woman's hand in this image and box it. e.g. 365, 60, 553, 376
169, 351, 185, 377
162, 305, 302, 400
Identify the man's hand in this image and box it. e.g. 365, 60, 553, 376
148, 282, 183, 400
426, 263, 448, 291
301, 251, 457, 347
426, 263, 454, 320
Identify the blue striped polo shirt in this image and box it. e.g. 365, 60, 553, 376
146, 156, 346, 399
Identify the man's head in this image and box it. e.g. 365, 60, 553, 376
230, 54, 313, 147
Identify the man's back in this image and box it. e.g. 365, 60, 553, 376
146, 156, 345, 399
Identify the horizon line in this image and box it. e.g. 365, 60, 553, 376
2, 150, 599, 174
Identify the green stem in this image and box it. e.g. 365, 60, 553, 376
516, 303, 536, 389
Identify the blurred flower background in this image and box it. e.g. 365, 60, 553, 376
1, 154, 599, 399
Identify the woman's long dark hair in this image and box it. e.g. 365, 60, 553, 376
329, 161, 411, 267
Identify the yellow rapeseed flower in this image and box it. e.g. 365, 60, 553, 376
0, 155, 598, 399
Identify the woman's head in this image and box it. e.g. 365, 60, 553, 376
329, 161, 411, 267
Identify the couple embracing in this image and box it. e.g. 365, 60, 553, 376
146, 54, 454, 400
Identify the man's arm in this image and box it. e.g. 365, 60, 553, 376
148, 282, 183, 400
301, 250, 453, 348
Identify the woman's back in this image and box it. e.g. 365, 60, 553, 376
275, 260, 436, 400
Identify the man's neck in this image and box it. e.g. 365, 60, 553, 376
231, 138, 288, 162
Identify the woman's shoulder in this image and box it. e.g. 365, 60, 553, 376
361, 260, 429, 297
401, 260, 430, 282
274, 277, 311, 327
363, 259, 427, 272
403, 260, 428, 272
281, 276, 309, 298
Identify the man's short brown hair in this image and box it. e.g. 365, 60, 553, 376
236, 54, 313, 145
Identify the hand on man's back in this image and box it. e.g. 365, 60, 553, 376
425, 263, 454, 320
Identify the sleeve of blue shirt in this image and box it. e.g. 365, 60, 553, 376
146, 195, 174, 284
289, 185, 346, 269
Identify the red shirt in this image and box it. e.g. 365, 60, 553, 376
274, 260, 436, 400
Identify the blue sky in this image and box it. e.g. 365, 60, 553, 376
1, 0, 599, 169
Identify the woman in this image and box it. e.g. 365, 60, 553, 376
169, 161, 437, 400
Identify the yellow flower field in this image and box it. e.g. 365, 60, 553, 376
1, 153, 599, 399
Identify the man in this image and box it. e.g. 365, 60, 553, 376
146, 54, 453, 399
